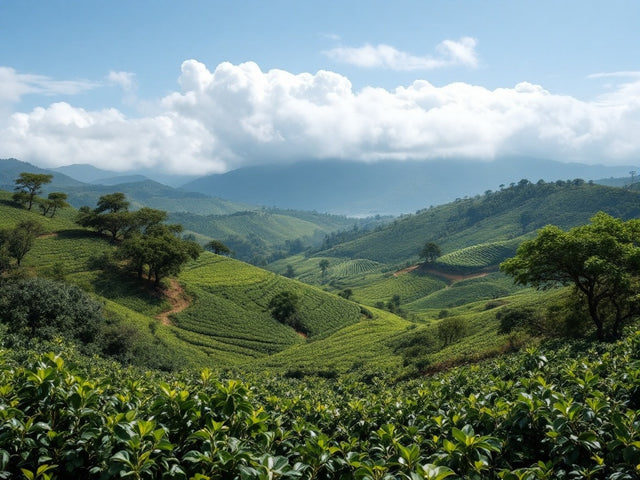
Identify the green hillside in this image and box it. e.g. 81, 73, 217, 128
321, 180, 640, 264
169, 209, 364, 263
0, 190, 386, 371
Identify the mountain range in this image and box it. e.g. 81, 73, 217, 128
2, 156, 636, 216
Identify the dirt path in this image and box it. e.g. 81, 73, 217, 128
393, 265, 420, 276
393, 264, 490, 284
156, 279, 191, 326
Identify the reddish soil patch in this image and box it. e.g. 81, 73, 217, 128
156, 279, 191, 326
422, 268, 489, 283
37, 233, 59, 239
393, 265, 420, 276
393, 264, 490, 284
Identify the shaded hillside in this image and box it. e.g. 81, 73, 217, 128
171, 210, 390, 264
181, 157, 634, 215
320, 180, 640, 264
0, 189, 369, 370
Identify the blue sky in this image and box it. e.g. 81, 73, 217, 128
1, 0, 639, 175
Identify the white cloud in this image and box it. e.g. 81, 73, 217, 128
1, 60, 640, 175
108, 71, 136, 92
588, 71, 640, 79
0, 67, 98, 105
323, 37, 478, 70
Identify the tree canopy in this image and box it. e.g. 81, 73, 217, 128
206, 239, 232, 256
0, 219, 44, 269
500, 212, 640, 340
419, 242, 442, 263
13, 172, 53, 210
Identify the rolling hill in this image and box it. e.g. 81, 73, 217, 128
0, 189, 404, 372
180, 157, 635, 216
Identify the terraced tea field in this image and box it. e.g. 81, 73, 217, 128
434, 239, 521, 273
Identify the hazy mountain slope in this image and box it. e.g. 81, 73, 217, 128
1, 158, 253, 215
0, 158, 85, 190
180, 157, 634, 215
52, 163, 198, 187
62, 179, 251, 215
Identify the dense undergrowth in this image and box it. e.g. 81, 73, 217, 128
1, 329, 639, 480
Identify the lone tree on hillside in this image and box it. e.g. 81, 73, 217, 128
268, 291, 306, 333
13, 172, 53, 210
0, 219, 44, 268
419, 242, 442, 264
500, 212, 640, 340
206, 239, 232, 256
319, 259, 330, 278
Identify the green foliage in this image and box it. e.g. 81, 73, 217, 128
437, 317, 469, 346
205, 239, 231, 255
501, 212, 640, 340
13, 172, 53, 210
268, 291, 305, 333
2, 329, 640, 479
0, 219, 44, 268
0, 277, 103, 347
420, 241, 442, 263
38, 192, 69, 218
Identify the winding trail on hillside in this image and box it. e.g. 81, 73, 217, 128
156, 279, 191, 326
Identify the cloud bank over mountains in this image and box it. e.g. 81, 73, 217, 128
1, 59, 639, 175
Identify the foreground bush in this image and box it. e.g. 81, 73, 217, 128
0, 330, 639, 479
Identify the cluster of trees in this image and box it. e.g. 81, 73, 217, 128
77, 193, 202, 286
12, 172, 68, 217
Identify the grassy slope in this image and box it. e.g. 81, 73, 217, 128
322, 182, 640, 264
1, 190, 388, 371
170, 210, 356, 247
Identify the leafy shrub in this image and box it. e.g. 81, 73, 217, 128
0, 277, 104, 347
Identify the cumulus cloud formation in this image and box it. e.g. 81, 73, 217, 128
0, 67, 98, 105
1, 61, 640, 175
323, 37, 478, 70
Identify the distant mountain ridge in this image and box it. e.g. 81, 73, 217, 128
180, 157, 636, 216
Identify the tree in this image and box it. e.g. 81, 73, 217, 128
319, 259, 330, 277
268, 291, 306, 333
1, 220, 44, 266
420, 242, 442, 263
95, 192, 129, 213
39, 192, 69, 217
76, 193, 134, 241
206, 239, 232, 256
119, 224, 202, 286
500, 212, 640, 340
13, 172, 53, 210
437, 317, 468, 346
284, 264, 295, 278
